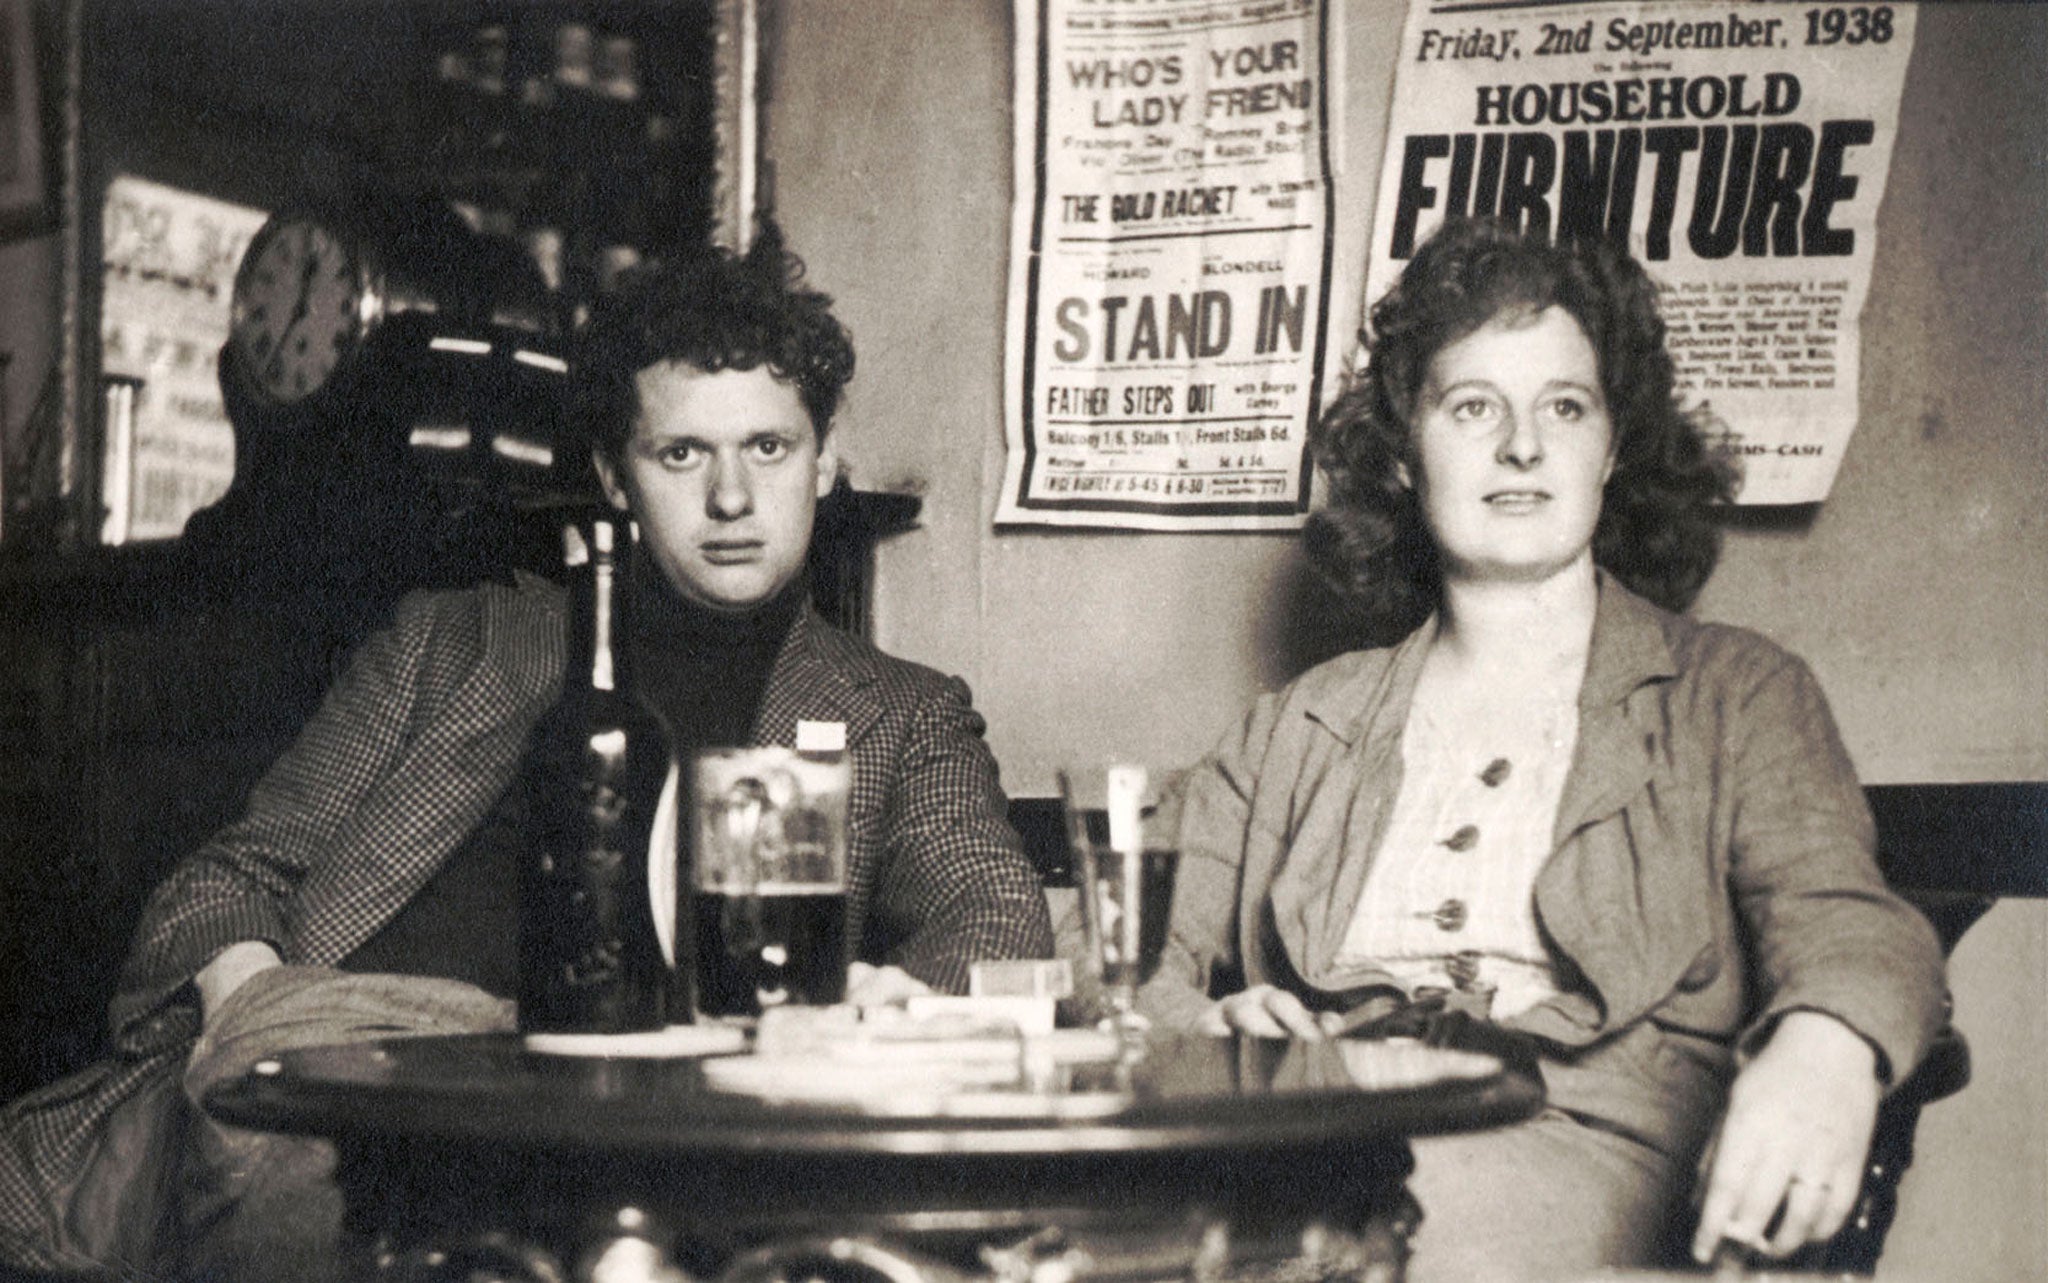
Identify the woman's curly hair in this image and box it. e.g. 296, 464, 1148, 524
578, 220, 856, 458
1306, 217, 1736, 637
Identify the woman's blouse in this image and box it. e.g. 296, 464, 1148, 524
1334, 691, 1577, 1019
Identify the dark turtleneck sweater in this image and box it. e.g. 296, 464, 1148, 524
631, 558, 808, 756
343, 561, 808, 995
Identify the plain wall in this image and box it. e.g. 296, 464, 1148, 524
767, 2, 2045, 1279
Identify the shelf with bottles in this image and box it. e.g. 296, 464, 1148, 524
410, 5, 719, 330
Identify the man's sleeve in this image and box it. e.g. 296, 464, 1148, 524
870, 676, 1054, 995
105, 594, 445, 1055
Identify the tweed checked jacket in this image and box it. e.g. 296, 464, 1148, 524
121, 571, 1051, 1042
2, 573, 1050, 1264
1138, 576, 1945, 1158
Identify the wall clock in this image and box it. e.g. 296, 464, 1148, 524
227, 213, 375, 407
223, 193, 557, 417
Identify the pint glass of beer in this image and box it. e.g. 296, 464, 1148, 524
690, 748, 852, 1019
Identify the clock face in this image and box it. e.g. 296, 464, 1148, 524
229, 218, 367, 405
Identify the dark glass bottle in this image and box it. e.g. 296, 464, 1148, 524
519, 513, 678, 1033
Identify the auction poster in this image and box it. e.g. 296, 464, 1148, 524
1000, 0, 1335, 530
1366, 1, 1915, 505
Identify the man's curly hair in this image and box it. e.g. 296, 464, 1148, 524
1306, 217, 1736, 637
578, 221, 855, 459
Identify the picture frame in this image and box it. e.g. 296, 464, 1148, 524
0, 0, 50, 237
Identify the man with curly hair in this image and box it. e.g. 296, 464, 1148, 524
3, 224, 1052, 1282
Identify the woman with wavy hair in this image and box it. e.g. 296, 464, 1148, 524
1138, 218, 1944, 1278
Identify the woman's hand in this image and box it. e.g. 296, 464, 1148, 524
1691, 1010, 1883, 1263
1198, 984, 1326, 1039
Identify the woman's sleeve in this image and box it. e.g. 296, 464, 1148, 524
1724, 650, 1946, 1085
1137, 693, 1283, 1030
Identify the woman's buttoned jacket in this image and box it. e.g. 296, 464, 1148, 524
1140, 576, 1945, 1155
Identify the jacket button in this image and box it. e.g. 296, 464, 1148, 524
1446, 948, 1481, 988
1480, 757, 1512, 787
1441, 824, 1480, 852
1429, 899, 1467, 932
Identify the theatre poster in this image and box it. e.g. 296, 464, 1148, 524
1000, 0, 1336, 531
1367, 0, 1916, 505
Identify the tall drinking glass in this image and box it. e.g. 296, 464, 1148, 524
690, 748, 851, 1020
1059, 766, 1180, 1044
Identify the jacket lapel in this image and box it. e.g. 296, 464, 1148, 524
1532, 577, 1694, 1033
1550, 577, 1676, 847
752, 606, 884, 752
1269, 623, 1433, 988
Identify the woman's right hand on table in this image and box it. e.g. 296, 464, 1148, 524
1199, 984, 1328, 1039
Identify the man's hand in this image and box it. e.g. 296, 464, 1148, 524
845, 962, 933, 1008
1198, 984, 1326, 1039
1692, 1010, 1882, 1263
193, 941, 283, 1027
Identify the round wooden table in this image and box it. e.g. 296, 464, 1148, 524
205, 1030, 1542, 1283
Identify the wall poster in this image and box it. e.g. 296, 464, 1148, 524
1367, 0, 1916, 505
1000, 0, 1336, 531
97, 175, 266, 543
